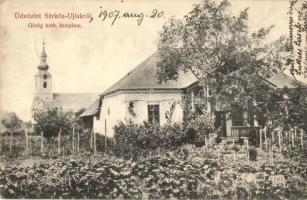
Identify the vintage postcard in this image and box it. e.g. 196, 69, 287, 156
0, 0, 307, 199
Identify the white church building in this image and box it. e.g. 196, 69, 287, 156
32, 42, 98, 114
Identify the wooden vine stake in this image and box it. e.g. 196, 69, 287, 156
9, 132, 12, 154
259, 129, 262, 150
58, 128, 61, 155
278, 129, 281, 152
77, 131, 80, 154
62, 146, 65, 158
72, 126, 75, 155
93, 131, 96, 155
25, 128, 28, 155
294, 127, 297, 142
264, 127, 267, 151
90, 129, 93, 150
246, 139, 249, 161
105, 131, 107, 154
300, 129, 304, 149
41, 131, 44, 155
0, 135, 2, 156
271, 130, 275, 163
285, 131, 289, 149
291, 129, 294, 147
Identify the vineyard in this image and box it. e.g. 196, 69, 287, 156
1, 118, 307, 199
1, 151, 307, 199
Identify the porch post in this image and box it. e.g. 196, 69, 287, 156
191, 91, 195, 113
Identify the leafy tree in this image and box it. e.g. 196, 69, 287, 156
1, 112, 23, 132
267, 84, 307, 132
156, 0, 287, 112
24, 121, 33, 130
33, 106, 75, 140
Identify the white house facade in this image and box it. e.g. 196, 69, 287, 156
82, 53, 197, 137
81, 53, 307, 139
93, 90, 185, 137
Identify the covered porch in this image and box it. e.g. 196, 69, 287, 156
230, 126, 261, 138
215, 103, 261, 141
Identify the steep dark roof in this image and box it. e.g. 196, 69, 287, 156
103, 53, 306, 96
52, 93, 98, 111
103, 53, 197, 95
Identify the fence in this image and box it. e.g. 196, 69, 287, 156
0, 130, 114, 158
258, 127, 305, 151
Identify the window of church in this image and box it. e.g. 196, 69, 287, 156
43, 81, 47, 88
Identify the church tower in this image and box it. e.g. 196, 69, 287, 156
34, 41, 53, 102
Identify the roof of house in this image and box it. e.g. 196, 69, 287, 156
81, 54, 307, 117
103, 53, 307, 96
52, 93, 98, 111
266, 71, 307, 88
79, 97, 101, 117
103, 53, 197, 95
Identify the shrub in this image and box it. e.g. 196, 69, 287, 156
113, 114, 217, 158
248, 146, 257, 161
185, 113, 216, 146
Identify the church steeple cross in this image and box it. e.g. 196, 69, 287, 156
38, 39, 49, 70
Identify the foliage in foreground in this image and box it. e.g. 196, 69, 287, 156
1, 153, 307, 199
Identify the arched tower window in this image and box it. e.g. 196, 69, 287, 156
43, 81, 47, 88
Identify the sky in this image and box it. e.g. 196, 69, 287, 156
0, 0, 306, 121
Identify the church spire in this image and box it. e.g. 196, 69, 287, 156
38, 39, 49, 70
